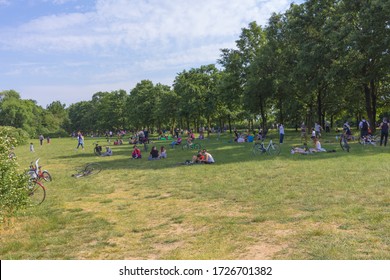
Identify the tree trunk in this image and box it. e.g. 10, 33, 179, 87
228, 115, 232, 133
363, 81, 376, 132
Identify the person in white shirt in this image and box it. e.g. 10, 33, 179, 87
310, 138, 326, 152
201, 149, 215, 164
279, 124, 285, 144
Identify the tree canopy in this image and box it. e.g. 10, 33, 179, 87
1, 0, 389, 135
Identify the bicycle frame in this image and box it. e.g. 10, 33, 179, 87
253, 139, 280, 156
28, 178, 46, 205
29, 158, 52, 181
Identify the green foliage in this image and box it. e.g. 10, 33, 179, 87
0, 134, 29, 224
0, 126, 30, 146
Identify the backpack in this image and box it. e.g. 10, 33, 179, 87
382, 122, 389, 133
362, 121, 368, 131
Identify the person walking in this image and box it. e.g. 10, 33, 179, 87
279, 124, 285, 144
379, 117, 389, 147
359, 117, 370, 138
39, 134, 44, 146
76, 132, 84, 150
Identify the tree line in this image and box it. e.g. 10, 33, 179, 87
1, 0, 389, 137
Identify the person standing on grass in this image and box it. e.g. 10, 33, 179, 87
279, 124, 285, 144
76, 132, 84, 150
300, 122, 307, 143
30, 142, 35, 152
379, 117, 389, 146
39, 134, 44, 146
359, 117, 370, 138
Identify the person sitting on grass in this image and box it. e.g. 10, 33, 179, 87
191, 152, 205, 164
170, 136, 182, 148
200, 149, 215, 164
131, 145, 142, 159
309, 137, 326, 153
101, 146, 113, 156
160, 146, 167, 159
148, 146, 160, 160
186, 135, 193, 146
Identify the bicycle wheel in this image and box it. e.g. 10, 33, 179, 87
84, 163, 102, 176
252, 144, 264, 156
28, 182, 46, 205
42, 171, 52, 182
268, 143, 281, 156
339, 137, 350, 152
182, 144, 189, 150
193, 143, 201, 150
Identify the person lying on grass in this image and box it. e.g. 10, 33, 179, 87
291, 143, 310, 154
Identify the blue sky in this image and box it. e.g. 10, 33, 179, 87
0, 0, 303, 107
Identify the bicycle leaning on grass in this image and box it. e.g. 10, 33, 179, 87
27, 169, 46, 205
29, 158, 52, 182
252, 139, 280, 156
339, 132, 351, 152
72, 162, 102, 178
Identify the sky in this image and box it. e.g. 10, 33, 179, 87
0, 0, 303, 108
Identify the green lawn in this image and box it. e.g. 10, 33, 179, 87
1, 130, 389, 260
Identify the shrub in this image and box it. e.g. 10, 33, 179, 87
0, 126, 30, 146
0, 132, 29, 224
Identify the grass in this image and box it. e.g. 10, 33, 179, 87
0, 130, 389, 260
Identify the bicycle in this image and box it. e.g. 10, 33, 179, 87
26, 173, 46, 205
339, 132, 350, 152
182, 142, 201, 151
359, 135, 377, 146
29, 158, 52, 182
72, 163, 102, 178
252, 139, 280, 156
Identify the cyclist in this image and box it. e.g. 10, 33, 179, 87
343, 121, 352, 140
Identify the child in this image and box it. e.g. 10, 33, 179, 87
30, 142, 35, 152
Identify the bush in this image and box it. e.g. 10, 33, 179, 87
0, 132, 29, 224
0, 126, 30, 146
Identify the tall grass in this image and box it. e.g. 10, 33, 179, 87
0, 130, 389, 259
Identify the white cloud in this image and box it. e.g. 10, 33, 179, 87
0, 0, 301, 106
0, 0, 10, 6
1, 0, 295, 53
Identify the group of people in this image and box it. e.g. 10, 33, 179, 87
191, 149, 215, 164
131, 145, 167, 160
291, 137, 328, 155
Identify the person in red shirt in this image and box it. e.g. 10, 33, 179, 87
131, 145, 142, 159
